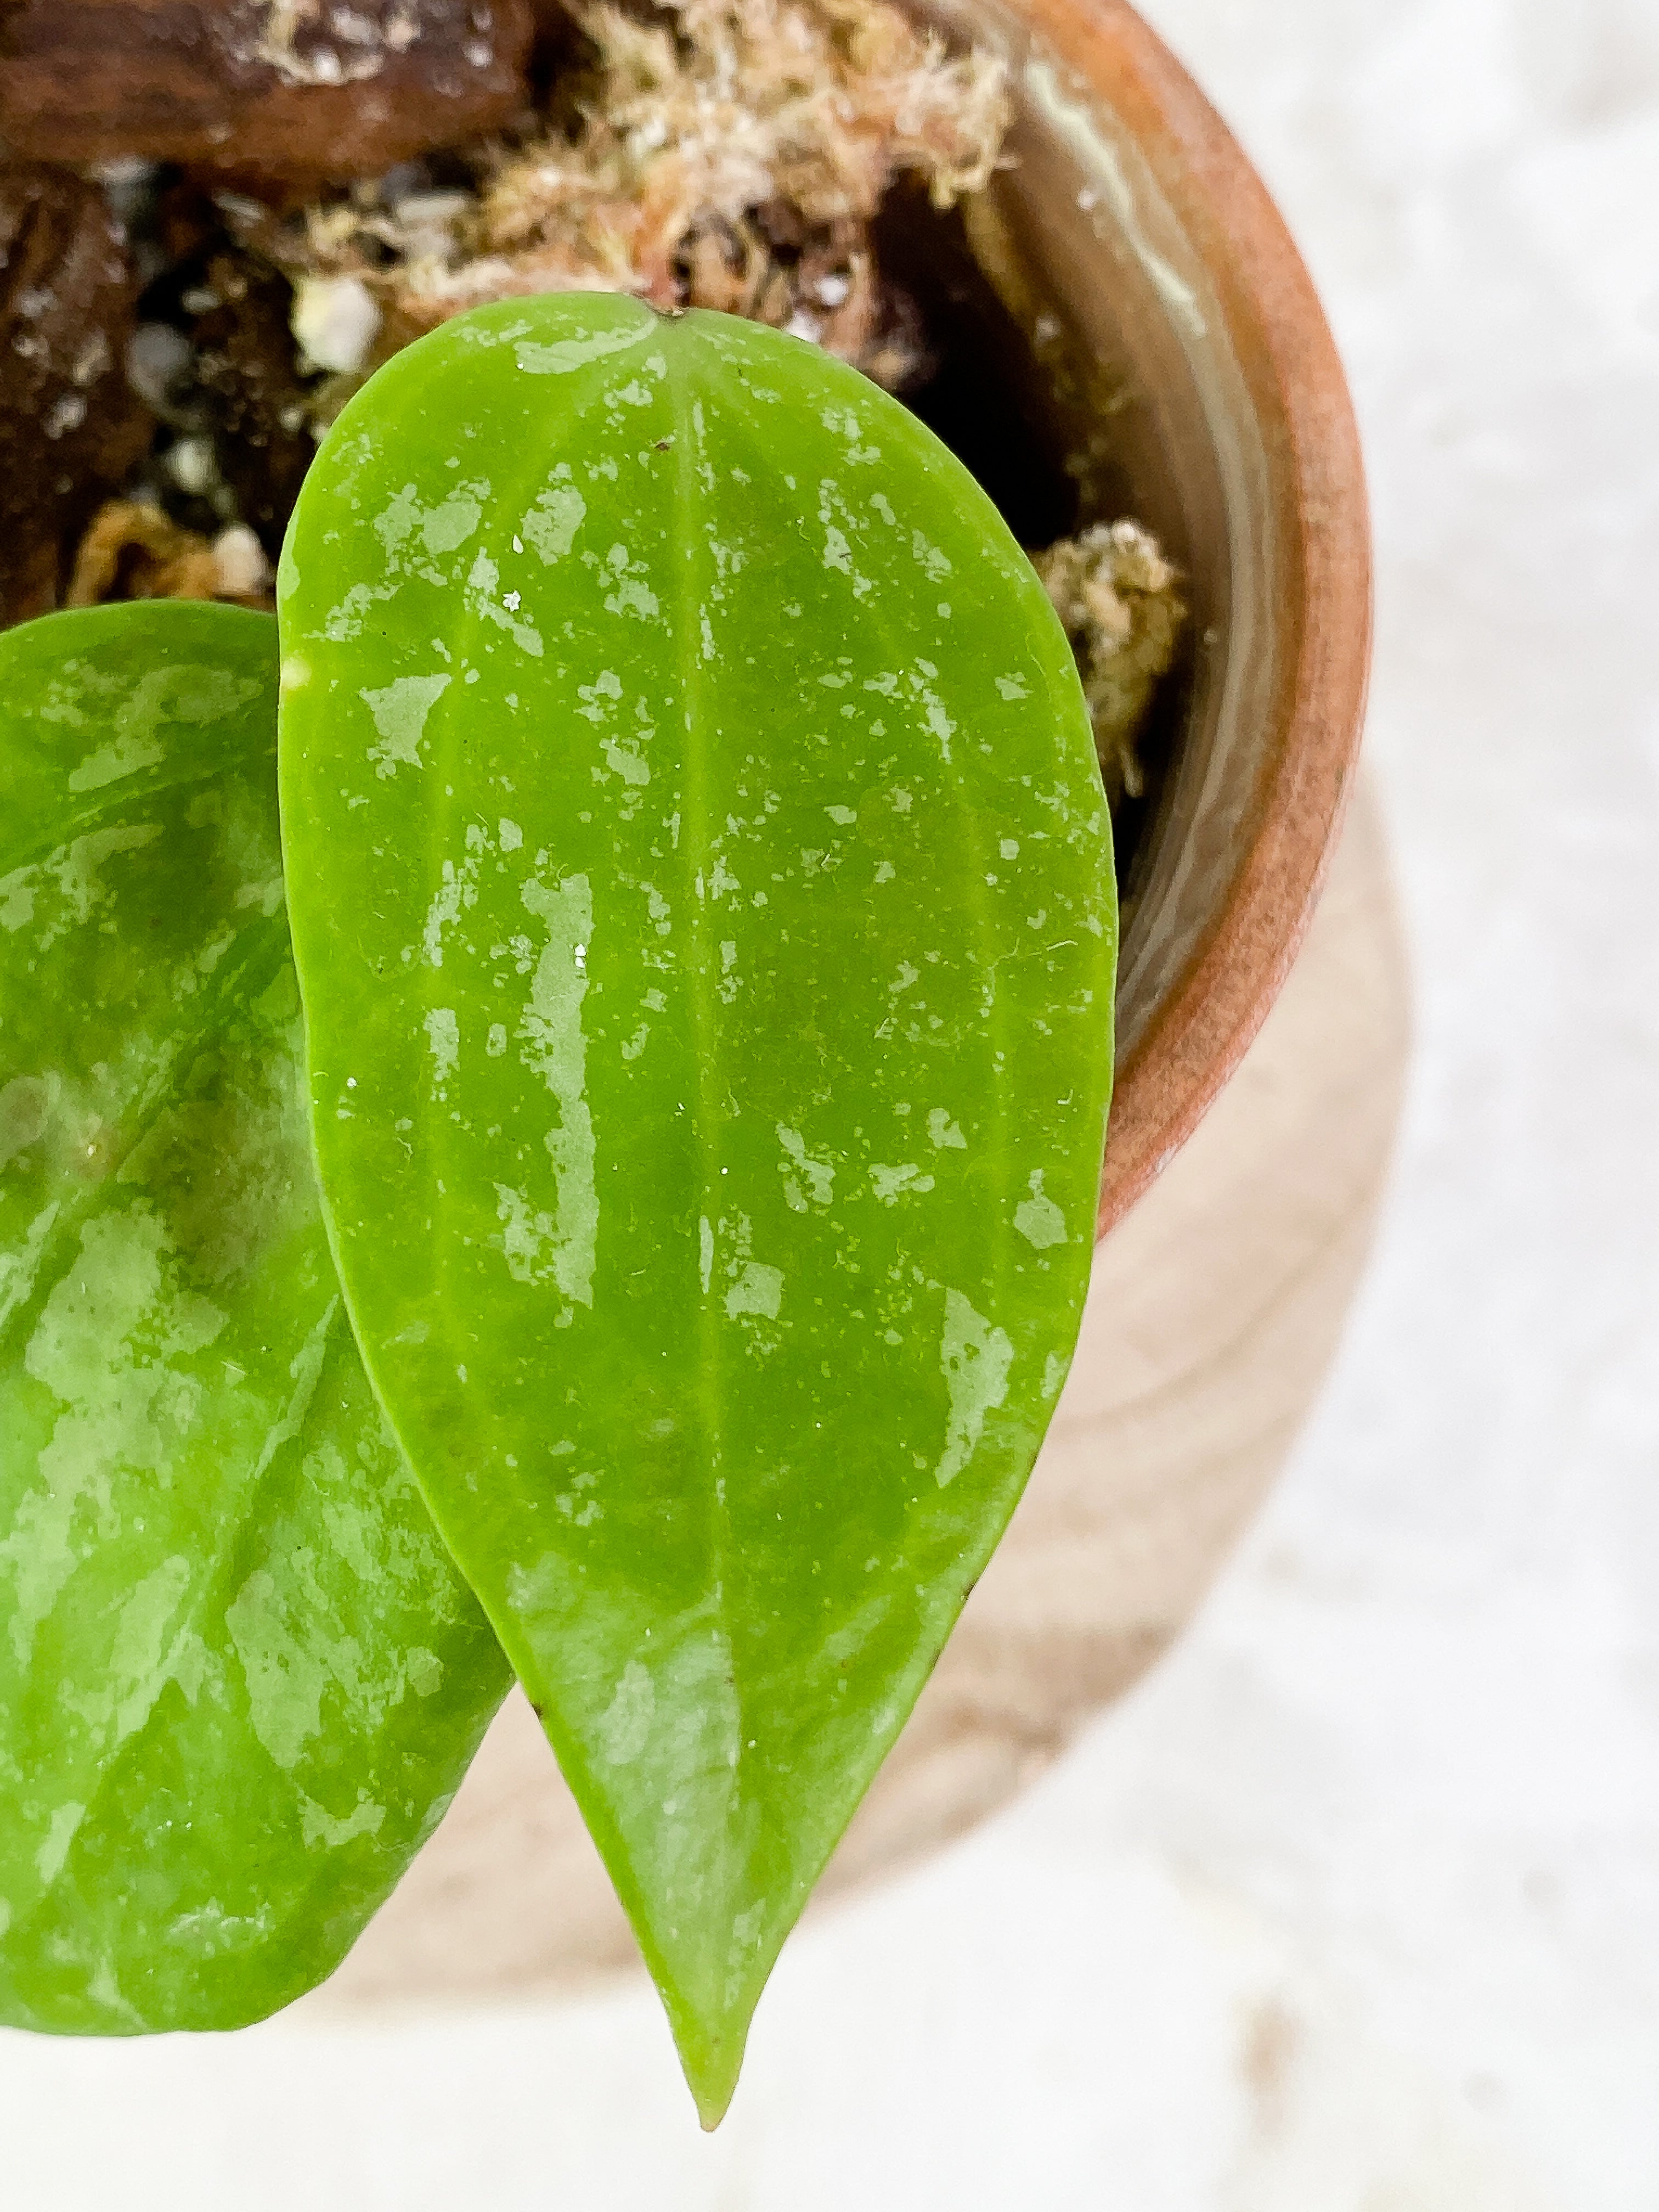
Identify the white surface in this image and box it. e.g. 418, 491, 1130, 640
5, 1, 1657, 2201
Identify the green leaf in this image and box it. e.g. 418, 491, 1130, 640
0, 602, 510, 2035
278, 294, 1115, 2123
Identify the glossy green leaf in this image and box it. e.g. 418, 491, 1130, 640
278, 294, 1115, 2122
0, 602, 510, 2035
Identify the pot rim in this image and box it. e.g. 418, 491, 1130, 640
1022, 0, 1374, 1238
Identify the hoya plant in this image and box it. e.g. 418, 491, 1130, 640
0, 292, 1115, 2125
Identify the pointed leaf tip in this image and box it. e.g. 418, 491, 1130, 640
683, 2017, 748, 2133
278, 292, 1116, 2098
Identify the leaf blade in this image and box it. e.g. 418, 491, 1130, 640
278, 296, 1115, 2119
0, 603, 511, 2034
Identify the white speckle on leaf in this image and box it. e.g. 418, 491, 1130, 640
35, 1801, 86, 1886
601, 737, 650, 786
221, 1324, 350, 1771
725, 1261, 783, 1322
374, 481, 486, 561
514, 324, 648, 377
910, 529, 952, 580
325, 580, 403, 643
909, 670, 956, 764
870, 1162, 934, 1205
599, 1660, 654, 1764
716, 1215, 785, 1339
516, 874, 597, 1308
2, 1210, 227, 1685
1014, 1170, 1068, 1250
602, 544, 659, 622
424, 1007, 459, 1093
466, 551, 543, 656
361, 673, 450, 778
936, 1290, 1014, 1486
524, 483, 586, 561
421, 856, 477, 967
928, 1109, 967, 1150
300, 1792, 387, 1849
776, 1125, 834, 1210
64, 670, 202, 793
574, 667, 623, 729
0, 1199, 59, 1332
494, 1183, 560, 1284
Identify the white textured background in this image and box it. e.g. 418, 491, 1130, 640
5, 0, 1658, 2201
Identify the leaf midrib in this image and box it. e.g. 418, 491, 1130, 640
672, 330, 736, 1749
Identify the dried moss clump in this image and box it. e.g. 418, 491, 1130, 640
41, 1, 1190, 829
1035, 521, 1186, 810
67, 500, 270, 609
269, 0, 1009, 396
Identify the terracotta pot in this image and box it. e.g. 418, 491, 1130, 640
927, 0, 1372, 1232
